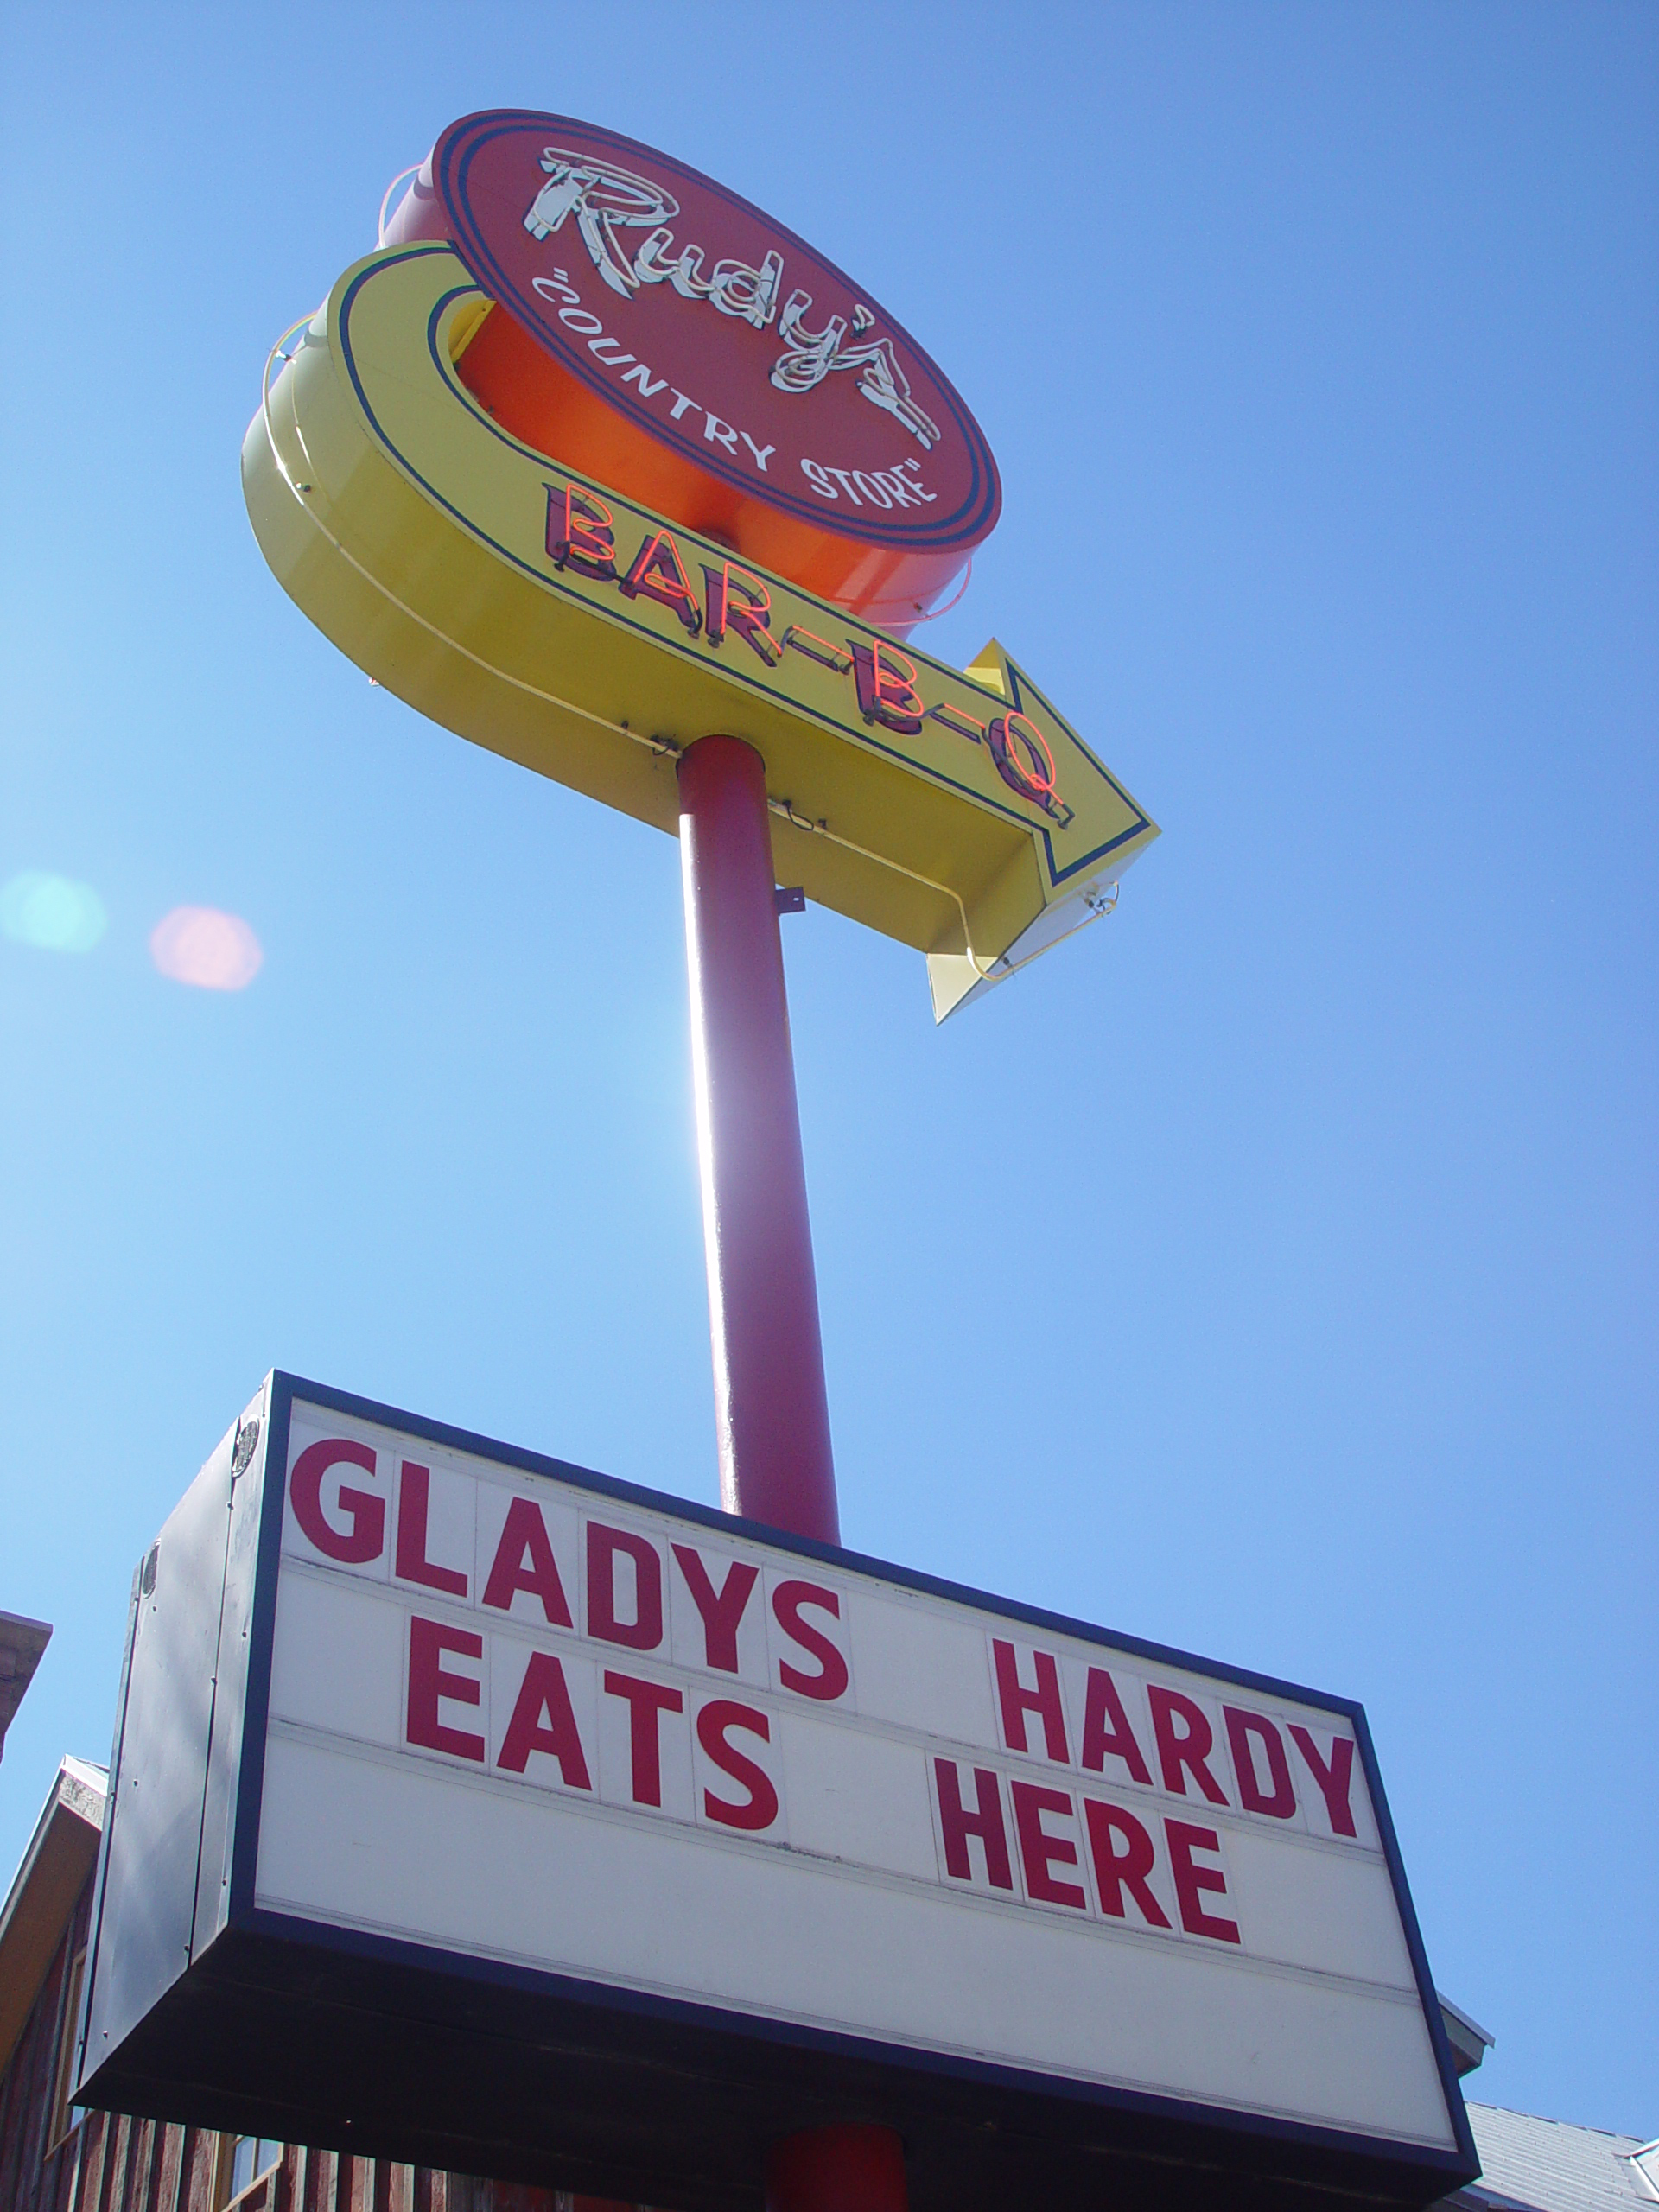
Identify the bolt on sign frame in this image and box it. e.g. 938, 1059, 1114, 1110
74, 1376, 1478, 2212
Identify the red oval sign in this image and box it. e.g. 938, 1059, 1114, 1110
386, 111, 1001, 629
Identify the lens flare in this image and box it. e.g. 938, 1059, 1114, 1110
149, 906, 264, 991
0, 871, 108, 952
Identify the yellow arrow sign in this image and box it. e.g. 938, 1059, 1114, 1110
244, 244, 1158, 1019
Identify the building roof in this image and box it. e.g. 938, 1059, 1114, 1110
1444, 2104, 1659, 2212
1441, 1992, 1497, 2077
0, 1611, 53, 1760
0, 1755, 107, 2077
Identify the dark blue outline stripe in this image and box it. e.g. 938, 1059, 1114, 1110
1002, 661, 1159, 888
227, 1378, 294, 1923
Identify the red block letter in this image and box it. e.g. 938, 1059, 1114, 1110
394, 1463, 467, 1597
604, 1670, 684, 1807
933, 1758, 1014, 1891
1289, 1724, 1358, 1837
497, 1652, 592, 1788
702, 562, 782, 665
1147, 1685, 1229, 1804
1011, 1780, 1087, 1909
696, 1699, 778, 1831
992, 1639, 1070, 1762
671, 1545, 759, 1673
988, 710, 1058, 808
406, 1616, 484, 1762
289, 1439, 383, 1564
1166, 1820, 1241, 1943
1225, 1707, 1295, 1819
849, 639, 925, 735
1084, 1799, 1172, 1928
772, 1581, 849, 1702
587, 1523, 664, 1651
1080, 1667, 1153, 1785
544, 482, 617, 581
481, 1497, 574, 1627
620, 528, 701, 632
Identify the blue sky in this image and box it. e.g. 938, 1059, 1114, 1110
2, 0, 1654, 2143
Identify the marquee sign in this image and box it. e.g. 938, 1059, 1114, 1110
77, 1376, 1476, 2211
244, 115, 1159, 1021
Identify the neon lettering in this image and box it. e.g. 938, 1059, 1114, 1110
620, 528, 702, 633
531, 490, 1063, 810
849, 639, 925, 736
988, 711, 1058, 804
703, 563, 783, 666
782, 625, 853, 673
927, 701, 986, 743
544, 482, 618, 582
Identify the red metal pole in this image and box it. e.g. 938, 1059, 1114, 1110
677, 734, 906, 2212
677, 734, 839, 1545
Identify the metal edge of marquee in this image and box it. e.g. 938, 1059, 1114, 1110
73, 1414, 247, 2106
1347, 1700, 1482, 2177
219, 1366, 1475, 2188
226, 1896, 1470, 2198
72, 1535, 146, 2106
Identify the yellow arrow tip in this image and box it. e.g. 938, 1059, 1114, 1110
964, 637, 1009, 698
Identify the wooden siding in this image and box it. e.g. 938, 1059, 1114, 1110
0, 1873, 651, 2212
